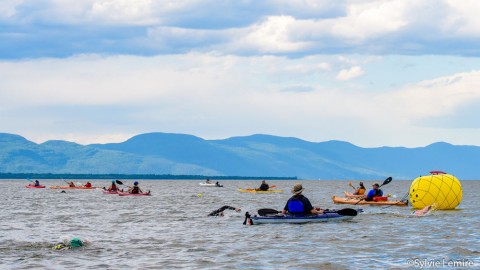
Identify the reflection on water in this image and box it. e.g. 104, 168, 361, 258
1, 180, 479, 269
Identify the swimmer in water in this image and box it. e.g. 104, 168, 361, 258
52, 237, 89, 250
412, 205, 433, 216
208, 206, 241, 216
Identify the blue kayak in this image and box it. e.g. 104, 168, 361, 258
245, 208, 359, 225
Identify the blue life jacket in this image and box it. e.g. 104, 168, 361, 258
288, 199, 305, 214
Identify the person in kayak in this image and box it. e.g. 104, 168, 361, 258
353, 182, 366, 195
364, 183, 383, 201
208, 206, 241, 216
205, 178, 212, 184
257, 180, 269, 191
68, 181, 75, 187
107, 180, 120, 192
128, 181, 143, 194
282, 183, 323, 215
215, 181, 222, 187
34, 180, 40, 186
84, 181, 92, 188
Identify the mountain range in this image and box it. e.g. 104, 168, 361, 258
0, 132, 478, 180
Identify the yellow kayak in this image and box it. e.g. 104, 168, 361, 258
237, 188, 284, 193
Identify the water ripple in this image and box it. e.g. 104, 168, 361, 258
1, 180, 479, 269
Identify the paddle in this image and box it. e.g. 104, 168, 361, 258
257, 208, 358, 217
115, 180, 129, 188
62, 179, 75, 186
258, 208, 280, 216
348, 182, 356, 190
25, 178, 37, 186
330, 208, 358, 216
354, 177, 393, 205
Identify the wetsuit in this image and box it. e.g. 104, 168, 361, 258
208, 206, 237, 216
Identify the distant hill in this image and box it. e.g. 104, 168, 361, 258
1, 132, 479, 180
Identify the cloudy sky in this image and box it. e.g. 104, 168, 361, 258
1, 0, 480, 147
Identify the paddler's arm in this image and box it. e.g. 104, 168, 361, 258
311, 208, 324, 214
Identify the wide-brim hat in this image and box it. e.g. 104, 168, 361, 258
291, 183, 305, 195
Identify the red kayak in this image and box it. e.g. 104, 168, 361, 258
26, 184, 46, 188
102, 190, 120, 194
118, 191, 151, 196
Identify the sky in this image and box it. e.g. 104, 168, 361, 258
1, 0, 480, 147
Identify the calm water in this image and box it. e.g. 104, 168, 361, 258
1, 179, 479, 269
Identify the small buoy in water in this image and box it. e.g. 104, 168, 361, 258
197, 193, 203, 197
61, 191, 66, 193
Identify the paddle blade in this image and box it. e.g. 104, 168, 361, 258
115, 180, 124, 185
258, 208, 280, 216
380, 177, 393, 187
336, 208, 358, 216
270, 185, 277, 189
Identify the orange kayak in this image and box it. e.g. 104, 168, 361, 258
332, 196, 407, 206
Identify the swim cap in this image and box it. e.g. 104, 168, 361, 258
70, 238, 84, 248
134, 181, 139, 185
112, 180, 115, 183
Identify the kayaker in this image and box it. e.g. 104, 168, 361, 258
215, 181, 222, 187
257, 180, 269, 191
282, 183, 323, 215
208, 206, 241, 216
364, 183, 383, 201
107, 180, 120, 192
34, 180, 40, 187
353, 182, 366, 195
68, 181, 75, 187
128, 181, 143, 194
84, 181, 92, 188
205, 178, 212, 184
53, 237, 88, 251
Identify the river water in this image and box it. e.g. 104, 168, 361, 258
1, 179, 479, 269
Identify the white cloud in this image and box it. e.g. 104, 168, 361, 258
0, 0, 23, 18
382, 71, 480, 121
236, 16, 312, 53
336, 66, 364, 81
444, 0, 480, 36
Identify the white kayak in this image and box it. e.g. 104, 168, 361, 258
199, 182, 223, 187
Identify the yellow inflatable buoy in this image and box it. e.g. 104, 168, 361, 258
197, 193, 203, 197
409, 172, 462, 210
